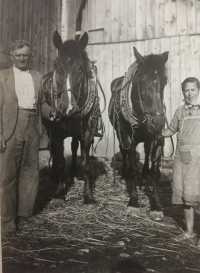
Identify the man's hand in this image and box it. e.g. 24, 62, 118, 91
50, 109, 61, 121
0, 133, 6, 152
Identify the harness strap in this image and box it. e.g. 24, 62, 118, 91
91, 62, 106, 115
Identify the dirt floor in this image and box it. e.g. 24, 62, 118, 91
2, 151, 200, 273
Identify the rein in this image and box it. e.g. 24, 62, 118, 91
150, 102, 175, 162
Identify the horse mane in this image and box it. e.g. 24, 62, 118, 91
61, 40, 91, 76
137, 54, 167, 83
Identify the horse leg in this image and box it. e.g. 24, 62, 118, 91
149, 146, 164, 221
70, 137, 79, 177
120, 146, 128, 179
51, 134, 66, 198
127, 142, 140, 216
80, 130, 96, 204
141, 141, 151, 180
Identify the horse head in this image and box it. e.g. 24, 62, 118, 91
52, 31, 90, 115
132, 48, 168, 135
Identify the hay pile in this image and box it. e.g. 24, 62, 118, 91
2, 156, 200, 272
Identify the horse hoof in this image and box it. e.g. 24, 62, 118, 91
127, 206, 140, 216
83, 203, 96, 210
84, 198, 96, 205
149, 211, 164, 222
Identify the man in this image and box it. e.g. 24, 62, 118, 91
0, 40, 57, 234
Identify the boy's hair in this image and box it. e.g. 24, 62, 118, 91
10, 40, 31, 52
182, 77, 200, 91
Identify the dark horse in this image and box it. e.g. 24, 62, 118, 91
42, 31, 105, 204
109, 48, 168, 221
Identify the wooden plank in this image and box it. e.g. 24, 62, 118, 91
95, 0, 104, 43
119, 0, 128, 42
170, 37, 181, 116
119, 43, 126, 77
104, 0, 111, 43
144, 39, 153, 56
18, 0, 25, 39
152, 39, 161, 54
42, 0, 49, 74
196, 0, 200, 33
111, 0, 120, 42
87, 0, 96, 43
128, 0, 136, 41
61, 0, 67, 41
164, 0, 177, 37
177, 0, 187, 35
96, 44, 106, 157
24, 0, 34, 43
112, 43, 120, 79
125, 42, 131, 72
155, 0, 165, 38
187, 0, 196, 34
47, 0, 58, 74
86, 45, 93, 61
112, 43, 120, 153
135, 0, 146, 40
180, 35, 191, 83
146, 0, 155, 39
81, 0, 88, 33
190, 35, 200, 79
0, 0, 10, 68
160, 38, 171, 120
105, 43, 113, 158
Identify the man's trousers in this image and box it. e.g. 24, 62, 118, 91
1, 108, 40, 223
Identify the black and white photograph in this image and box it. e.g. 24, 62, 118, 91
1, 0, 200, 272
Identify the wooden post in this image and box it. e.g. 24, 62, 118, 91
61, 0, 77, 41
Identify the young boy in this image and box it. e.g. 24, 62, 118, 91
162, 77, 200, 245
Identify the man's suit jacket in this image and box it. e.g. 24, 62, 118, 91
0, 67, 52, 141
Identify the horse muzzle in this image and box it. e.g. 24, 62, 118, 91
147, 114, 165, 135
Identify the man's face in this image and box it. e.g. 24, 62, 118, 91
183, 82, 199, 104
11, 46, 31, 70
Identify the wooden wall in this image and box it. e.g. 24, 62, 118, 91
0, 0, 62, 75
64, 0, 200, 159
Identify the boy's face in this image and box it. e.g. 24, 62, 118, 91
183, 82, 199, 104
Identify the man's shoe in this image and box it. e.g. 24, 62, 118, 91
21, 216, 46, 225
2, 220, 16, 234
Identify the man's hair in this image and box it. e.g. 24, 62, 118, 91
10, 40, 31, 52
182, 77, 200, 91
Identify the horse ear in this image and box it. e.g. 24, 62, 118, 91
133, 47, 145, 64
53, 30, 63, 49
78, 32, 89, 50
160, 51, 169, 64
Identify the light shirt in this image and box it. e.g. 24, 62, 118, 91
13, 65, 36, 109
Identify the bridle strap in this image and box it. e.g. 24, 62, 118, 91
91, 62, 106, 115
